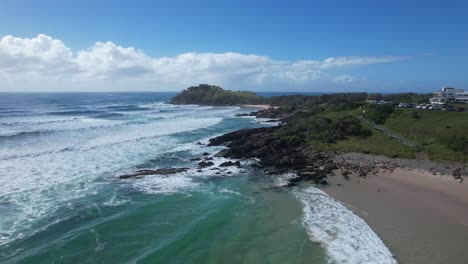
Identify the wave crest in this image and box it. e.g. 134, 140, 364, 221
293, 187, 397, 264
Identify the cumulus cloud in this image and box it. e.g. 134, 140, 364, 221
0, 34, 75, 73
0, 34, 413, 91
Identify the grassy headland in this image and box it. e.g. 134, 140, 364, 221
172, 85, 467, 163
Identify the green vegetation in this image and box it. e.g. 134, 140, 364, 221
317, 125, 417, 158
384, 109, 468, 161
314, 109, 416, 158
367, 92, 433, 104
170, 84, 264, 105
171, 85, 467, 162
364, 104, 394, 124
277, 115, 371, 144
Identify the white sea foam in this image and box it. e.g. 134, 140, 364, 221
80, 117, 223, 149
0, 98, 253, 247
0, 116, 222, 160
122, 155, 245, 195
272, 173, 297, 187
293, 187, 397, 264
252, 118, 281, 126
103, 195, 130, 207
218, 188, 242, 196
0, 112, 224, 246
0, 116, 79, 126
0, 117, 125, 137
128, 174, 199, 195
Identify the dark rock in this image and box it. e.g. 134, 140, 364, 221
320, 180, 328, 185
215, 149, 230, 157
119, 167, 189, 179
207, 120, 365, 187
452, 168, 463, 182
198, 161, 214, 168
202, 152, 210, 156
219, 161, 237, 167
190, 158, 201, 161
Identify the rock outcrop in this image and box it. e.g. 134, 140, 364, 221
119, 167, 189, 179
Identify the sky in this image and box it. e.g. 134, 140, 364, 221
0, 0, 467, 93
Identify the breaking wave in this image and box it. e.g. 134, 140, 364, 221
293, 187, 397, 264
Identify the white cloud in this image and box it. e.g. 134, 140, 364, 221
0, 34, 413, 91
76, 41, 154, 78
0, 34, 75, 74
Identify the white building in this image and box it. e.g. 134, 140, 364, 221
430, 87, 468, 104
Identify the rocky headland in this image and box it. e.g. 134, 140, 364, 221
122, 85, 468, 186
209, 108, 467, 186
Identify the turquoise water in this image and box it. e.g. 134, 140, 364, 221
2, 177, 326, 263
0, 93, 326, 263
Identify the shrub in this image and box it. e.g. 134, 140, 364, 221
280, 115, 371, 144
366, 104, 394, 124
410, 111, 422, 119
447, 135, 468, 154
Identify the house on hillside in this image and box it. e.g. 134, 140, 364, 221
430, 87, 468, 104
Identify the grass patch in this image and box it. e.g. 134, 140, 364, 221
384, 109, 468, 161
318, 108, 363, 119
308, 123, 416, 158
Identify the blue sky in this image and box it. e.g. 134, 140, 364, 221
0, 0, 467, 92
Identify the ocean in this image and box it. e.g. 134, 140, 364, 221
0, 93, 395, 263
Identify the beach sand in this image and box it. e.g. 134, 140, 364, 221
241, 104, 271, 109
321, 168, 468, 264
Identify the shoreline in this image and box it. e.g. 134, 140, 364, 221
172, 87, 468, 263
206, 101, 468, 263
240, 104, 271, 109
321, 166, 468, 264
208, 121, 468, 262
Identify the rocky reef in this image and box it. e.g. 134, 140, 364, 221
208, 126, 337, 186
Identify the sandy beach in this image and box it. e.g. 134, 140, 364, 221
321, 167, 468, 264
240, 104, 271, 109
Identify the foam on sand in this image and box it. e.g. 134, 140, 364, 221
293, 187, 397, 264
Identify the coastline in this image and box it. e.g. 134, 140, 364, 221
321, 166, 468, 264
170, 86, 468, 263
209, 121, 468, 262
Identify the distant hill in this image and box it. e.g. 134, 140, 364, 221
170, 84, 265, 106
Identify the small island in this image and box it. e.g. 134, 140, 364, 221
170, 84, 265, 106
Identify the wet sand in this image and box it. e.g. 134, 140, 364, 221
321, 168, 468, 264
